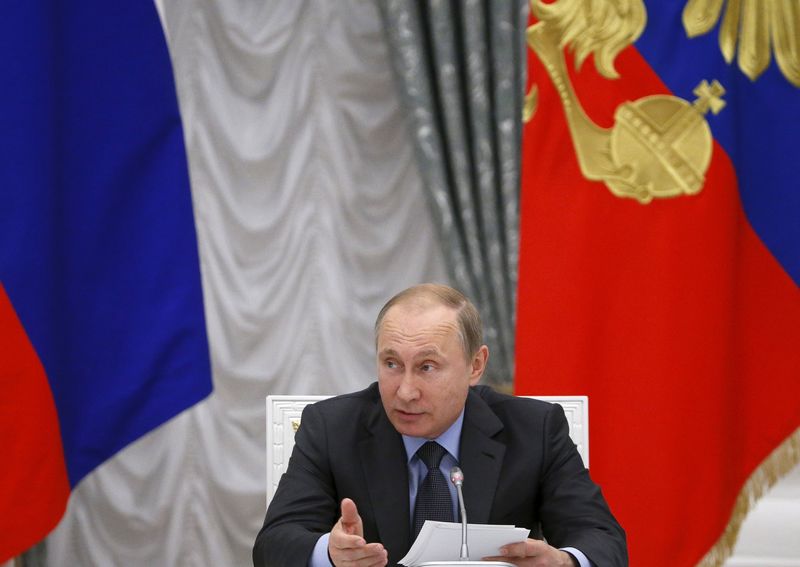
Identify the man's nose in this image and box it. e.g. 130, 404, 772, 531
396, 372, 420, 402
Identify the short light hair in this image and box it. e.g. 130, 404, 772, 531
374, 283, 483, 360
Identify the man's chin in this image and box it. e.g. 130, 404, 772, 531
390, 412, 431, 438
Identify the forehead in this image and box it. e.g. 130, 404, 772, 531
377, 302, 460, 350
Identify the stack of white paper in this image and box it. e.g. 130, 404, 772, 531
399, 521, 530, 566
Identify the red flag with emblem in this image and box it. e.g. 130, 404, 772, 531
514, 2, 800, 566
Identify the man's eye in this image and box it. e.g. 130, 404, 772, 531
421, 363, 435, 372
385, 360, 397, 369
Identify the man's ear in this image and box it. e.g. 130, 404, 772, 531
468, 345, 489, 385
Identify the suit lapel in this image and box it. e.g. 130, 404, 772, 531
360, 399, 411, 561
458, 389, 505, 524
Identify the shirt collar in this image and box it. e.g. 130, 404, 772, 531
401, 409, 465, 463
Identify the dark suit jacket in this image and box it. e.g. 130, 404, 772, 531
253, 383, 627, 567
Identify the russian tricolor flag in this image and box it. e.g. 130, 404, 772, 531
0, 2, 212, 561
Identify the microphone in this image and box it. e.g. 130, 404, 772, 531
450, 466, 469, 560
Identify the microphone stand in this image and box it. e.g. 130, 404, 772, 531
454, 477, 469, 560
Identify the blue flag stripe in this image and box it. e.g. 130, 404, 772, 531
0, 1, 213, 486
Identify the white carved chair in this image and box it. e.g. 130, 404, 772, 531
266, 394, 589, 507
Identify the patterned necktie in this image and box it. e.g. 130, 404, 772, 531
413, 441, 454, 537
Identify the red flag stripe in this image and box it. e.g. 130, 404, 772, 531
0, 284, 70, 562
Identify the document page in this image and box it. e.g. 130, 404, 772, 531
399, 521, 530, 566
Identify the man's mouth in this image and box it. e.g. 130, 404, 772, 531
395, 408, 423, 418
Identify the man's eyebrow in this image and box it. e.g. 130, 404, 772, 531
378, 348, 400, 358
415, 348, 442, 359
377, 347, 442, 359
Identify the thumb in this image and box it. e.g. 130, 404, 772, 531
340, 498, 363, 536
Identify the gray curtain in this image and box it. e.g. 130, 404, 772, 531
378, 0, 529, 388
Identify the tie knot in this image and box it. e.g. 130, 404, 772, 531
417, 441, 447, 470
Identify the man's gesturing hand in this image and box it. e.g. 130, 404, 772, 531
483, 538, 577, 567
329, 498, 388, 567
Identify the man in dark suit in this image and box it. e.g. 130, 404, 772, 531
254, 284, 626, 567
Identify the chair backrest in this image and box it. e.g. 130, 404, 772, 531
265, 394, 589, 506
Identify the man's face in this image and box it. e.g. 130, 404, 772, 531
377, 301, 487, 439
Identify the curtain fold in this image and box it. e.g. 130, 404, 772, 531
378, 0, 528, 386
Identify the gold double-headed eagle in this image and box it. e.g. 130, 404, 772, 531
525, 0, 799, 204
